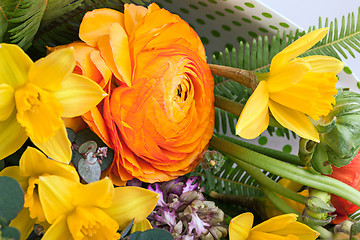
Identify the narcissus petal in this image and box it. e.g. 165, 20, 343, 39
0, 166, 28, 190
266, 59, 310, 93
0, 83, 15, 121
9, 208, 36, 240
74, 178, 113, 208
54, 73, 106, 118
19, 147, 79, 182
32, 125, 72, 164
79, 8, 124, 47
0, 112, 27, 161
252, 214, 298, 232
38, 175, 77, 224
302, 55, 344, 74
103, 186, 159, 229
236, 81, 269, 139
270, 28, 328, 69
42, 216, 73, 240
229, 212, 253, 240
131, 219, 152, 233
28, 48, 75, 91
269, 100, 319, 142
0, 43, 33, 89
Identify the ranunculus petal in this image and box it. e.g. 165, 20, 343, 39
32, 125, 72, 164
79, 8, 124, 47
236, 81, 269, 139
229, 212, 253, 240
42, 216, 73, 240
302, 55, 344, 74
0, 111, 27, 161
38, 175, 77, 224
266, 59, 310, 93
270, 28, 328, 69
0, 166, 28, 190
9, 208, 36, 240
19, 147, 79, 182
124, 3, 148, 35
0, 83, 15, 121
0, 43, 33, 89
54, 73, 107, 118
28, 48, 75, 91
269, 100, 319, 142
103, 186, 159, 229
109, 22, 132, 86
74, 178, 113, 209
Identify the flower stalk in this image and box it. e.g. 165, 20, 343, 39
209, 64, 258, 91
210, 135, 360, 208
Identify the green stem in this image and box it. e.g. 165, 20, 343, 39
261, 186, 300, 215
217, 134, 303, 166
227, 155, 306, 204
210, 135, 360, 207
214, 95, 243, 116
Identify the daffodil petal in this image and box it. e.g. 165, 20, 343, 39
0, 43, 33, 89
229, 212, 253, 240
236, 81, 269, 139
103, 186, 159, 229
19, 147, 79, 182
269, 100, 319, 142
79, 8, 124, 47
0, 111, 27, 161
266, 59, 310, 93
252, 213, 298, 232
38, 175, 77, 224
131, 219, 152, 233
9, 208, 36, 240
54, 73, 106, 118
271, 28, 328, 68
269, 221, 319, 240
32, 125, 72, 164
302, 55, 344, 74
28, 48, 75, 91
0, 166, 28, 190
0, 84, 15, 121
249, 231, 297, 240
109, 22, 132, 86
74, 178, 113, 208
42, 215, 73, 240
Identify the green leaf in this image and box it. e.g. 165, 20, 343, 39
0, 176, 24, 221
1, 226, 20, 240
129, 229, 174, 240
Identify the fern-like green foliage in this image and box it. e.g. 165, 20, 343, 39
213, 7, 360, 139
0, 0, 151, 59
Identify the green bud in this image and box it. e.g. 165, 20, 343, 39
200, 150, 225, 173
351, 220, 360, 239
299, 89, 360, 174
302, 210, 335, 226
305, 196, 336, 213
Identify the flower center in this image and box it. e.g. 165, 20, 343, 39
15, 83, 64, 143
174, 77, 191, 102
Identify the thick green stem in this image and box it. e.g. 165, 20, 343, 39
261, 186, 300, 215
217, 134, 303, 166
214, 95, 243, 116
227, 155, 306, 204
210, 135, 360, 207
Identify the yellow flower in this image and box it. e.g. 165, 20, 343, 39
0, 147, 79, 239
0, 43, 106, 163
236, 28, 344, 142
229, 212, 319, 240
38, 175, 159, 239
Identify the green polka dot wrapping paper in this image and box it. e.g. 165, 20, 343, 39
154, 0, 359, 154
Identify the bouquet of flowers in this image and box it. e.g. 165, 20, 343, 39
1, 0, 360, 239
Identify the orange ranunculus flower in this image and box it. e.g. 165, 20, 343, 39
58, 3, 214, 184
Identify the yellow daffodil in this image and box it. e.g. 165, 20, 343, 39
229, 212, 319, 240
236, 28, 344, 142
0, 147, 79, 239
38, 175, 159, 239
0, 43, 106, 163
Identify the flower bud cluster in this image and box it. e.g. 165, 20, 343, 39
146, 176, 227, 240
